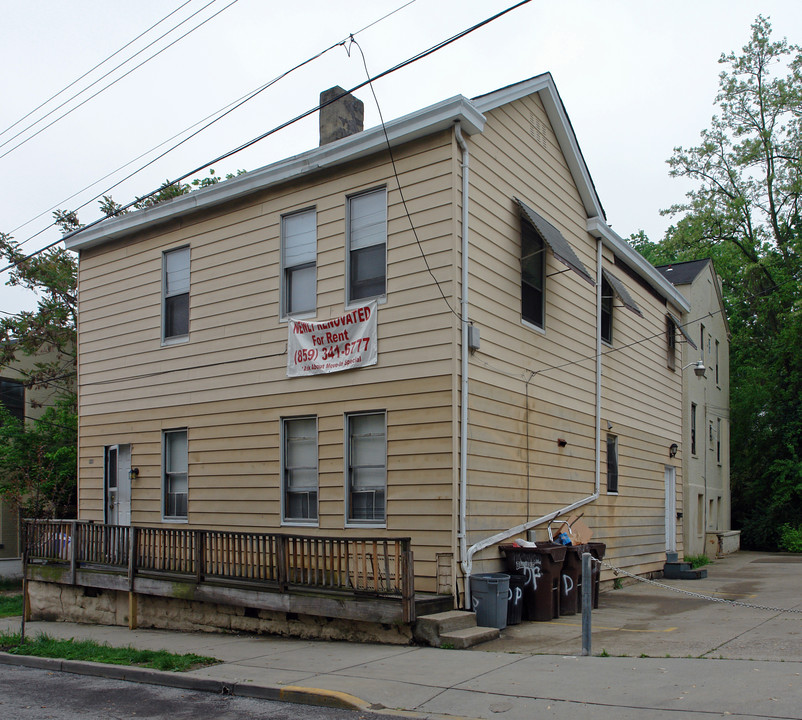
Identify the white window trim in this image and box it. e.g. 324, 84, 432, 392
344, 410, 387, 528
280, 415, 319, 526
161, 245, 190, 346
162, 428, 188, 522
345, 187, 388, 309
280, 207, 317, 322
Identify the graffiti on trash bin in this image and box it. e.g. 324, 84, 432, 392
514, 558, 542, 590
508, 584, 523, 606
562, 574, 573, 596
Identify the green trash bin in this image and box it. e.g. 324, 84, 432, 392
470, 573, 510, 629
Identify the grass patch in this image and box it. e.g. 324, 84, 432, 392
0, 632, 219, 672
0, 594, 23, 618
684, 554, 712, 569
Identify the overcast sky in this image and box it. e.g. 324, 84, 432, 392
3, 0, 801, 315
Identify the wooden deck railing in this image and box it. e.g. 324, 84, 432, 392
24, 520, 415, 621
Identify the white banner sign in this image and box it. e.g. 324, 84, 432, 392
287, 301, 377, 377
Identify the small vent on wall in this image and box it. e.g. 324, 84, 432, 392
529, 112, 547, 149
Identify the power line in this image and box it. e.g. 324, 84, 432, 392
2, 0, 533, 275
0, 0, 237, 160
348, 35, 460, 319
0, 0, 194, 141
5, 0, 422, 249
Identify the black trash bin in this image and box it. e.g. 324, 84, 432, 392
499, 544, 566, 621
575, 542, 606, 609
559, 543, 588, 616
507, 573, 526, 626
470, 573, 510, 629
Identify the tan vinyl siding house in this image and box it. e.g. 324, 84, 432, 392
56, 74, 701, 629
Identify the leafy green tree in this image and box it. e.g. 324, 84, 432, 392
652, 16, 802, 549
0, 397, 77, 518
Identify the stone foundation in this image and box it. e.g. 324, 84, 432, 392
27, 581, 414, 644
705, 530, 741, 558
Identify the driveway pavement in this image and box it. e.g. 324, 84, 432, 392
1, 551, 800, 720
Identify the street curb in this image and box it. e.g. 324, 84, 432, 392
0, 651, 368, 711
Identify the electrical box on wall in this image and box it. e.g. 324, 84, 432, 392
468, 325, 480, 351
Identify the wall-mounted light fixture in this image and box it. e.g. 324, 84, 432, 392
129, 467, 140, 481
606, 420, 613, 430
557, 438, 568, 447
669, 443, 678, 458
682, 359, 706, 378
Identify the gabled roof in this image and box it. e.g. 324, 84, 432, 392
655, 259, 712, 286
65, 73, 689, 312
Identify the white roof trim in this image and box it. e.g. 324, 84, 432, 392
587, 216, 691, 312
67, 95, 486, 251
473, 73, 605, 221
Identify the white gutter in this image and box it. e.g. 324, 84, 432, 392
461, 239, 604, 606
454, 122, 472, 607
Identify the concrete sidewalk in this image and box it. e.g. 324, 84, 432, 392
1, 551, 801, 719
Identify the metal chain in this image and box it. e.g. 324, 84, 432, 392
595, 557, 802, 615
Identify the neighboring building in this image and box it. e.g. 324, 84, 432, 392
39, 73, 713, 633
656, 259, 736, 558
0, 345, 73, 577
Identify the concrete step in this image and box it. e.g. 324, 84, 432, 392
414, 610, 478, 646
439, 625, 500, 649
663, 562, 708, 580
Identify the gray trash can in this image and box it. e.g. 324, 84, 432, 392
470, 572, 510, 629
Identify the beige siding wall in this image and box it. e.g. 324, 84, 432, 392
463, 95, 683, 577
77, 132, 459, 593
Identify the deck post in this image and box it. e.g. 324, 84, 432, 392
127, 527, 137, 590
401, 545, 415, 624
276, 535, 288, 592
69, 520, 77, 585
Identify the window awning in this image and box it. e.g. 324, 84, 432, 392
602, 268, 643, 317
516, 198, 595, 286
667, 311, 698, 350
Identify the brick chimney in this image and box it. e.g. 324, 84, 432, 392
319, 86, 364, 146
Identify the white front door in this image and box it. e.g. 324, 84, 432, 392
664, 465, 677, 553
105, 445, 132, 526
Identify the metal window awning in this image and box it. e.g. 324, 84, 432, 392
602, 268, 643, 317
516, 198, 595, 286
667, 311, 698, 350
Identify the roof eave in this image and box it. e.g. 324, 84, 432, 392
587, 216, 691, 313
67, 95, 486, 252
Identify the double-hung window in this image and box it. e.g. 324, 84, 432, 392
691, 403, 697, 455
346, 411, 386, 524
606, 433, 619, 493
521, 219, 545, 328
282, 417, 318, 523
347, 188, 386, 303
163, 247, 190, 342
163, 429, 188, 519
600, 276, 614, 344
281, 209, 316, 317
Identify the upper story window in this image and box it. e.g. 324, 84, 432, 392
691, 403, 697, 455
282, 416, 318, 523
347, 188, 387, 303
163, 428, 188, 520
163, 247, 190, 343
715, 339, 720, 385
666, 316, 677, 370
281, 209, 317, 318
0, 378, 24, 422
600, 276, 614, 344
521, 219, 545, 329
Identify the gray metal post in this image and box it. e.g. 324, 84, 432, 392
581, 552, 592, 656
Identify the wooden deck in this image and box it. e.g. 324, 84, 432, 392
23, 520, 452, 626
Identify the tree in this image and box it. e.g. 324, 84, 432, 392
0, 397, 77, 518
656, 16, 802, 549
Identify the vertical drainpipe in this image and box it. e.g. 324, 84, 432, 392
595, 239, 602, 498
454, 122, 471, 609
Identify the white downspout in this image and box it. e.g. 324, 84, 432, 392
460, 237, 604, 590
454, 122, 472, 608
